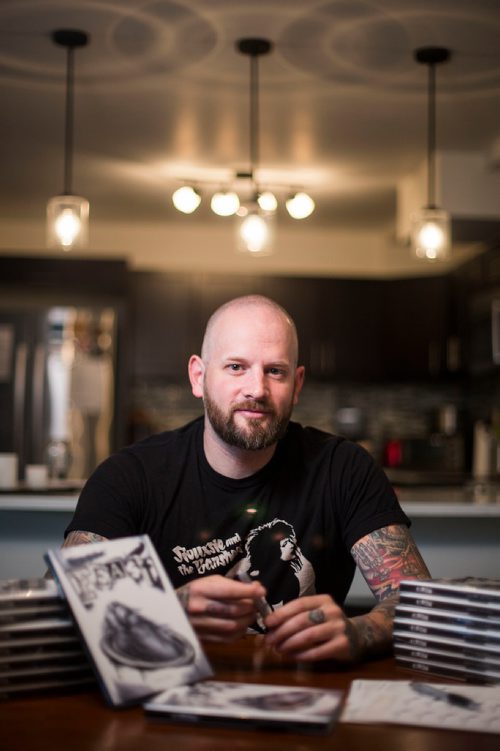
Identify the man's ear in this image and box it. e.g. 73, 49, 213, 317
293, 365, 305, 405
188, 355, 205, 398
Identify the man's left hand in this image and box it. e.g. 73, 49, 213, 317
263, 595, 360, 662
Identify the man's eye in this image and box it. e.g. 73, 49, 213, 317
227, 364, 242, 371
268, 368, 286, 377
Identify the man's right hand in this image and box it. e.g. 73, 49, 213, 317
176, 575, 266, 642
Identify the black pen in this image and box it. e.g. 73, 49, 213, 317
410, 681, 481, 711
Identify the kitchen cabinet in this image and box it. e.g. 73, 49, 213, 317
380, 275, 452, 380
129, 273, 460, 383
451, 245, 500, 376
130, 272, 196, 379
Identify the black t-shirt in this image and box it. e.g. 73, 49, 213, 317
66, 417, 409, 610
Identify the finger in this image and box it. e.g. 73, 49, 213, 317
187, 592, 260, 618
291, 632, 352, 662
190, 575, 266, 601
264, 595, 336, 629
204, 598, 258, 619
190, 612, 256, 642
265, 598, 337, 636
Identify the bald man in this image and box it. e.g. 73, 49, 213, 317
64, 295, 429, 663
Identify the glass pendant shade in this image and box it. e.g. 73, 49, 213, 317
47, 194, 89, 250
411, 206, 451, 261
237, 210, 274, 255
211, 191, 240, 217
172, 186, 201, 214
285, 191, 315, 219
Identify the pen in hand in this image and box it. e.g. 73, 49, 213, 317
410, 681, 481, 711
233, 570, 273, 630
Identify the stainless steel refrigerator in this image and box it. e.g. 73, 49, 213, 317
0, 303, 121, 483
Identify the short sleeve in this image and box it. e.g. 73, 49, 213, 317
331, 440, 410, 552
65, 450, 146, 540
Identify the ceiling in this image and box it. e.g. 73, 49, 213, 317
1, 0, 500, 274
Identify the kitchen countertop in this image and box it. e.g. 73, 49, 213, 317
1, 484, 500, 516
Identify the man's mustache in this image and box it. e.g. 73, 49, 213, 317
231, 400, 273, 414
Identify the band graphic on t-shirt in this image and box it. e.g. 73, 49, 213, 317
172, 532, 244, 577
235, 519, 316, 610
170, 518, 316, 613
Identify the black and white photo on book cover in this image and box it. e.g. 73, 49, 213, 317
45, 535, 212, 706
144, 680, 343, 732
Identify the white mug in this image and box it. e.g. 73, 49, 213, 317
25, 464, 49, 489
0, 453, 18, 489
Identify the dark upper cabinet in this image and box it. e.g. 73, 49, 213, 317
129, 253, 499, 384
130, 272, 196, 379
380, 275, 453, 380
129, 272, 454, 383
451, 245, 500, 375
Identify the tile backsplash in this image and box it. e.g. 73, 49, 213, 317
128, 376, 499, 471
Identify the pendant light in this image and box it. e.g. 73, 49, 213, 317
171, 38, 315, 249
47, 29, 89, 251
411, 46, 451, 261
234, 38, 275, 255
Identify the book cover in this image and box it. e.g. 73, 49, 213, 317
341, 679, 500, 734
396, 599, 500, 630
144, 680, 343, 733
395, 653, 500, 684
393, 629, 500, 655
45, 535, 213, 706
399, 589, 500, 616
393, 615, 500, 644
400, 578, 500, 602
394, 641, 500, 668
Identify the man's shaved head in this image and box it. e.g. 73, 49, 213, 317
201, 295, 299, 365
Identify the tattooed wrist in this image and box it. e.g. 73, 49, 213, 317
344, 618, 363, 662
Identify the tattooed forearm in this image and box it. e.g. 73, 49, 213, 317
62, 530, 109, 547
44, 530, 109, 578
351, 524, 430, 600
346, 525, 430, 660
347, 594, 399, 661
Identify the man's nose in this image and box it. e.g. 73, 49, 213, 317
243, 368, 267, 399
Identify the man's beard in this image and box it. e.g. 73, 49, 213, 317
203, 392, 292, 451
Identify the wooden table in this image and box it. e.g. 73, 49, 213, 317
1, 636, 498, 751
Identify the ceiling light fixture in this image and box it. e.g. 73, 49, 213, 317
47, 29, 89, 251
171, 38, 315, 253
235, 37, 275, 255
411, 46, 451, 262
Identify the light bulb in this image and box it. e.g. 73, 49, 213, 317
237, 211, 274, 255
47, 195, 89, 250
211, 191, 240, 217
285, 191, 315, 219
172, 186, 201, 214
411, 207, 451, 261
55, 211, 82, 247
257, 191, 277, 213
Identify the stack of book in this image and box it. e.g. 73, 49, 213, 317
0, 577, 95, 699
394, 578, 500, 684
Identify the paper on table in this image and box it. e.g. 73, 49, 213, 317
340, 680, 500, 734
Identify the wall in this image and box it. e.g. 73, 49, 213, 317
0, 217, 484, 279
